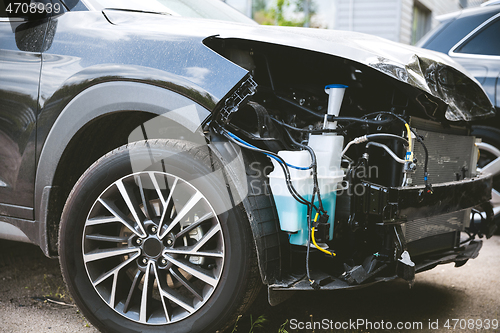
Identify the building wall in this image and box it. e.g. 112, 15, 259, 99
335, 0, 401, 41
400, 0, 461, 44
335, 0, 461, 44
224, 0, 480, 45
400, 0, 414, 44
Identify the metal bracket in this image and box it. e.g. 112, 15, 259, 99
218, 76, 258, 124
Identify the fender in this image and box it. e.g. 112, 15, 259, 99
35, 81, 211, 255
36, 80, 284, 284
209, 134, 285, 285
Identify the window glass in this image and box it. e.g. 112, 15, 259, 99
455, 18, 500, 56
412, 3, 432, 45
86, 0, 256, 24
64, 0, 89, 11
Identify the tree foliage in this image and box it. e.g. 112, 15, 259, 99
253, 0, 317, 27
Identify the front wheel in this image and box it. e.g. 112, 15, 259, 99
59, 140, 261, 333
472, 126, 500, 230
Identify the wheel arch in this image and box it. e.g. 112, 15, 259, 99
36, 81, 211, 256
208, 135, 286, 285
37, 80, 285, 285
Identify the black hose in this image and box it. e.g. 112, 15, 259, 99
272, 116, 394, 134
217, 125, 314, 208
221, 124, 320, 285
283, 128, 325, 212
368, 111, 431, 190
327, 115, 397, 126
271, 117, 342, 134
364, 133, 409, 146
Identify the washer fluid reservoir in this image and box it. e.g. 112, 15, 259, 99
269, 84, 346, 246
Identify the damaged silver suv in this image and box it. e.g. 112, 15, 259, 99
0, 0, 497, 332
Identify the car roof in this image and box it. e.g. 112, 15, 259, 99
481, 0, 500, 6
438, 4, 500, 21
418, 5, 500, 53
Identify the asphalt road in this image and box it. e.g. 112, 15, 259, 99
0, 236, 499, 333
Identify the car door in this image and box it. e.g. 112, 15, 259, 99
0, 14, 49, 219
449, 12, 500, 108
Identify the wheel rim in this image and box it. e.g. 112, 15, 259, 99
82, 171, 224, 325
477, 142, 500, 212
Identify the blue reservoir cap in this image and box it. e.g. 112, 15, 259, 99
325, 84, 348, 89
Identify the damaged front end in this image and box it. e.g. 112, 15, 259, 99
203, 31, 496, 302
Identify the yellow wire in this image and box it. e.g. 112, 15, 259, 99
311, 213, 336, 256
405, 123, 413, 160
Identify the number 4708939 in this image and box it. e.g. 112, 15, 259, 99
443, 319, 498, 330
5, 2, 61, 15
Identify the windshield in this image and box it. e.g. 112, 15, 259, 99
84, 0, 257, 24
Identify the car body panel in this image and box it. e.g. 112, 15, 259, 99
0, 19, 46, 220
448, 12, 500, 110
37, 10, 248, 159
103, 9, 494, 122
0, 2, 495, 276
418, 5, 500, 111
27, 7, 494, 240
35, 81, 212, 254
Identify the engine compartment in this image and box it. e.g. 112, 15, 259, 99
204, 38, 496, 291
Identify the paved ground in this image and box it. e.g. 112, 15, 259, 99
0, 240, 98, 333
0, 236, 499, 333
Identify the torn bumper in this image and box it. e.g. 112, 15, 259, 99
356, 175, 493, 224
268, 239, 482, 297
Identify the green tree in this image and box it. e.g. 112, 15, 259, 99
253, 0, 317, 27
294, 0, 317, 27
253, 0, 267, 13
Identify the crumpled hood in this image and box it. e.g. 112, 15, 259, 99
216, 24, 495, 121
104, 10, 495, 121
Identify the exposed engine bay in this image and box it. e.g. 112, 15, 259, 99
204, 38, 497, 295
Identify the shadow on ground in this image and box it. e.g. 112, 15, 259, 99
1, 237, 499, 333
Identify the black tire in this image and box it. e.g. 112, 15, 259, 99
471, 126, 500, 230
59, 140, 261, 333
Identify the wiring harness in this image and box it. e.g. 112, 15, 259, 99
212, 109, 432, 289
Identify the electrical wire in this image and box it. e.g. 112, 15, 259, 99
271, 117, 340, 134
221, 124, 335, 286
272, 116, 396, 135
311, 213, 336, 256
282, 127, 325, 213
306, 192, 314, 286
326, 115, 397, 126
362, 111, 431, 193
281, 127, 332, 286
225, 131, 313, 170
405, 123, 413, 161
218, 126, 313, 208
274, 110, 432, 192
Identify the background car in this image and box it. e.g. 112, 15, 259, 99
417, 1, 500, 225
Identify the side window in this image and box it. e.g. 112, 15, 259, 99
62, 0, 88, 11
455, 18, 500, 56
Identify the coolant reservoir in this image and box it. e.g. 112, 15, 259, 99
268, 137, 344, 246
268, 84, 346, 246
307, 134, 344, 242
268, 150, 313, 246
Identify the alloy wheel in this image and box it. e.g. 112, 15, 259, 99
82, 171, 224, 325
